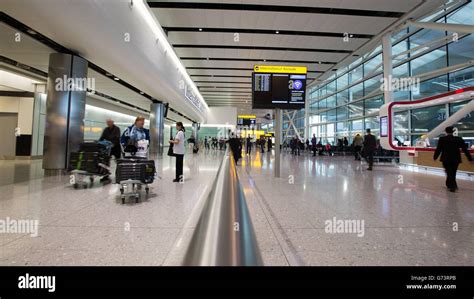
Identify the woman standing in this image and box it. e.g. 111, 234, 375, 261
169, 122, 185, 182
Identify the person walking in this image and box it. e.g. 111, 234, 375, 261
100, 119, 121, 160
352, 133, 363, 161
343, 137, 349, 152
120, 116, 150, 147
169, 122, 185, 183
362, 129, 377, 170
433, 126, 472, 192
246, 134, 252, 156
99, 119, 121, 182
267, 137, 272, 152
311, 134, 317, 157
228, 132, 242, 165
296, 138, 301, 156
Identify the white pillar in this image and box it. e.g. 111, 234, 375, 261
382, 33, 393, 104
274, 108, 281, 178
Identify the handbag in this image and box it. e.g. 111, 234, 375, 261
167, 143, 176, 156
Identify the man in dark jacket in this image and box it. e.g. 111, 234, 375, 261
228, 133, 242, 165
246, 134, 252, 156
363, 128, 377, 171
433, 126, 472, 192
311, 134, 317, 157
100, 119, 121, 159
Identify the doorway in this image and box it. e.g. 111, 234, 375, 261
0, 113, 18, 159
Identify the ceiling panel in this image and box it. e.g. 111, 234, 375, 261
197, 82, 250, 87
150, 0, 425, 109
187, 68, 251, 76
0, 21, 152, 111
192, 76, 251, 83
175, 48, 348, 62
149, 0, 421, 13
168, 32, 368, 51
153, 8, 396, 34
88, 70, 152, 110
183, 60, 332, 72
0, 22, 53, 72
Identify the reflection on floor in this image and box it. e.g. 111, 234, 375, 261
0, 148, 473, 266
0, 159, 44, 187
0, 150, 224, 266
239, 149, 474, 266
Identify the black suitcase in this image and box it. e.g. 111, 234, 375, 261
79, 142, 106, 153
69, 152, 109, 175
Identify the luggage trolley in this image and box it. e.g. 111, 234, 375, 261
69, 141, 112, 189
116, 140, 156, 204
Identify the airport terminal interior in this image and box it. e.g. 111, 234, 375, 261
0, 0, 473, 266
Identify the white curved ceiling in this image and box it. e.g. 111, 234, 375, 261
1, 0, 209, 123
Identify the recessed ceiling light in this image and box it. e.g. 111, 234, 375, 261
140, 91, 144, 95
199, 28, 203, 31
26, 29, 36, 35
275, 31, 279, 34
114, 77, 120, 81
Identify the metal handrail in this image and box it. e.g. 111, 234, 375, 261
182, 147, 263, 266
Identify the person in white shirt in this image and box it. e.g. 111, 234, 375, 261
169, 122, 185, 182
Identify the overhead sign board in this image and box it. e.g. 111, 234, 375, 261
253, 65, 307, 74
238, 115, 257, 119
184, 84, 205, 113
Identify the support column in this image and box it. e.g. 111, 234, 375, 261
149, 102, 165, 157
274, 108, 281, 178
43, 53, 88, 174
192, 122, 199, 144
382, 33, 393, 104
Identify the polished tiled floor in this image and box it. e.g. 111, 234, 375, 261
0, 148, 473, 266
0, 150, 224, 266
239, 148, 474, 266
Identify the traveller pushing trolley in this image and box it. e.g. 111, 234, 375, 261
116, 117, 156, 204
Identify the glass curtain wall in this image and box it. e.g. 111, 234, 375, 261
306, 2, 474, 146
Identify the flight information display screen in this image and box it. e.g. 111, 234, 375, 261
237, 117, 256, 127
252, 72, 307, 109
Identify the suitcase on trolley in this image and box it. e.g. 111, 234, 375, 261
69, 151, 110, 174
69, 152, 100, 173
115, 159, 155, 184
